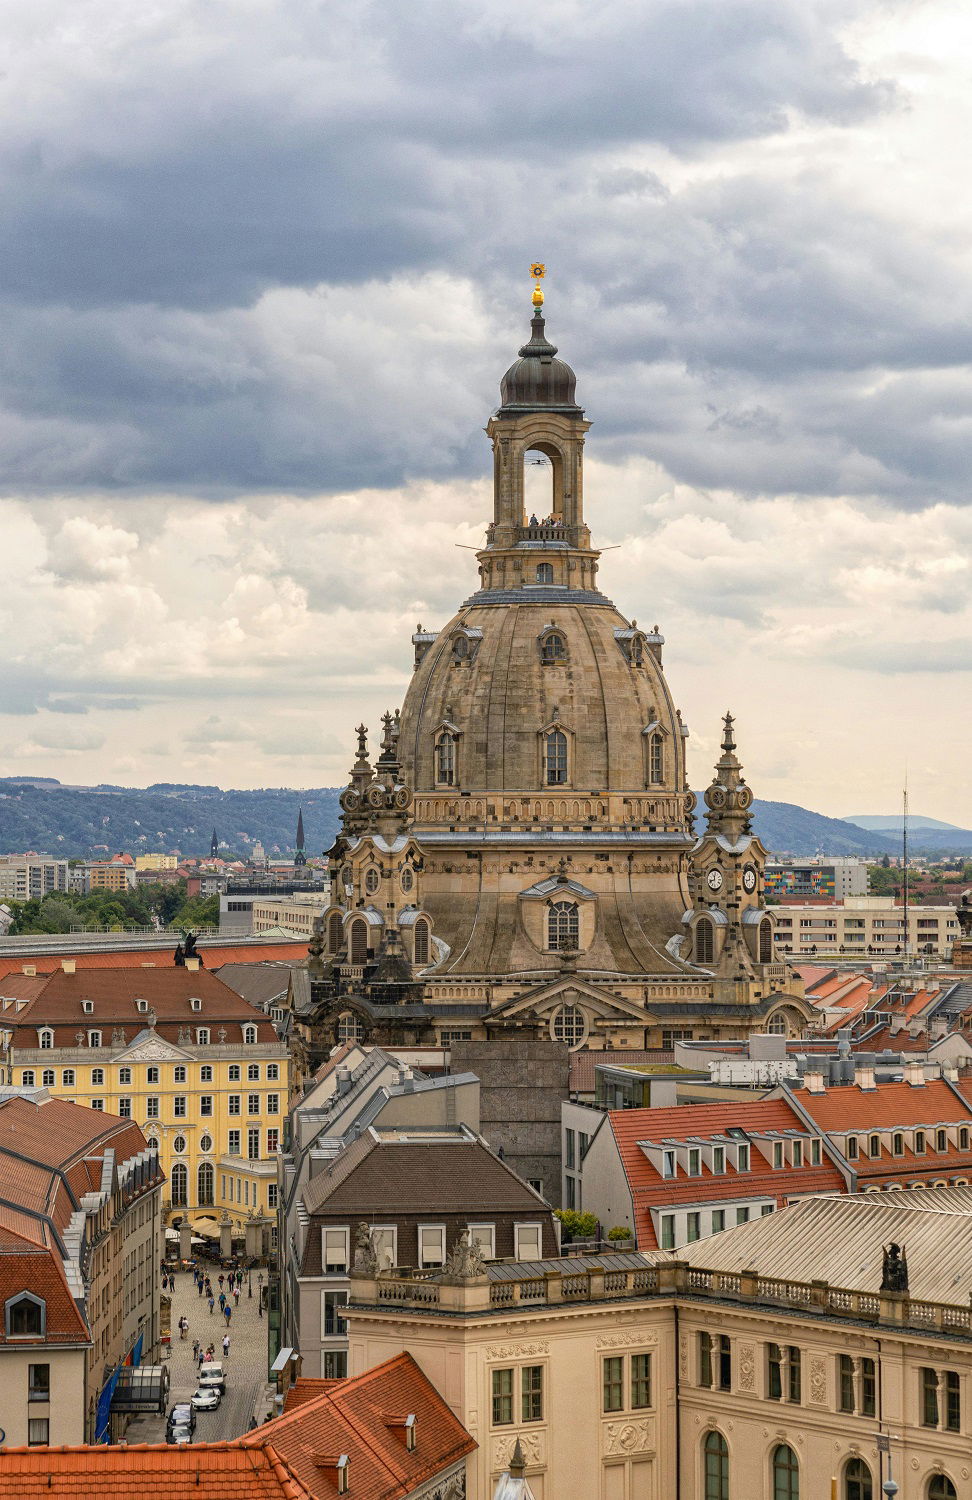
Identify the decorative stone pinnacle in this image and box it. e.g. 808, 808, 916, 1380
722, 712, 736, 753
509, 1437, 526, 1477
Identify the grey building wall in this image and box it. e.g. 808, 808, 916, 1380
449, 1039, 569, 1206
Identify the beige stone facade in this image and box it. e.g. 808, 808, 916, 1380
287, 295, 811, 1079
347, 1251, 971, 1500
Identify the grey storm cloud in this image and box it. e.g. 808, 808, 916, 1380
1, 0, 970, 508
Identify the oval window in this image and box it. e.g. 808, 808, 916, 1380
365, 869, 380, 895
200, 1134, 213, 1154
173, 1135, 187, 1155
401, 867, 414, 893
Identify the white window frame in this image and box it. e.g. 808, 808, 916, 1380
322, 1227, 350, 1274
243, 1024, 258, 1045
38, 1029, 54, 1050
469, 1223, 496, 1259
418, 1224, 446, 1268
370, 1225, 398, 1270
514, 1223, 543, 1262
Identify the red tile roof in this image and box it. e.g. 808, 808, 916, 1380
1, 967, 279, 1046
243, 1354, 475, 1500
802, 1079, 972, 1131
0, 1443, 312, 1498
0, 1248, 89, 1346
609, 1098, 846, 1250
0, 942, 307, 983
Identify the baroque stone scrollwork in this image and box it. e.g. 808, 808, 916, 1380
443, 1227, 488, 1280
738, 1343, 756, 1391
484, 1340, 549, 1360
492, 1432, 543, 1469
603, 1419, 653, 1456
596, 1331, 658, 1349
809, 1356, 827, 1405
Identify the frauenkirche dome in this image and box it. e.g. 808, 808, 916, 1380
290, 276, 813, 1081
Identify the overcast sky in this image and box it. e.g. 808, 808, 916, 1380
2, 0, 970, 825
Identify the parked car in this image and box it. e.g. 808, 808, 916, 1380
166, 1402, 196, 1433
166, 1424, 193, 1446
190, 1386, 221, 1411
197, 1362, 226, 1393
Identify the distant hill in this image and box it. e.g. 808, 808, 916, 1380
845, 814, 963, 832
0, 777, 925, 862
0, 780, 342, 860
750, 801, 899, 857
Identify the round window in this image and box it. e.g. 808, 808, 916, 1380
173, 1135, 187, 1154
340, 865, 353, 887
401, 867, 414, 893
200, 1134, 213, 1154
365, 869, 380, 895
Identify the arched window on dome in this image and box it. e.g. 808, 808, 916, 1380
327, 911, 343, 954
349, 919, 368, 964
170, 1161, 188, 1207
414, 918, 430, 965
544, 729, 568, 785
929, 1478, 957, 1500
648, 732, 664, 785
435, 731, 457, 787
759, 918, 773, 963
766, 1012, 788, 1036
198, 1161, 214, 1206
695, 918, 714, 965
536, 562, 554, 584
540, 631, 566, 665
548, 901, 579, 952
631, 634, 644, 665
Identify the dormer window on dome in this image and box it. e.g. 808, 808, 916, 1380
450, 626, 482, 666
434, 720, 461, 788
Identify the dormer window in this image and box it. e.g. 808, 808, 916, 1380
535, 562, 554, 584
648, 732, 663, 785
190, 998, 202, 1012
82, 1000, 94, 1015
544, 728, 568, 785
243, 1024, 257, 1045
88, 1031, 102, 1048
336, 1457, 349, 1496
135, 998, 148, 1013
5, 1292, 45, 1338
38, 1029, 53, 1050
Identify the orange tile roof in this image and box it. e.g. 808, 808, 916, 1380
802, 1079, 972, 1131
0, 942, 307, 983
609, 1099, 846, 1249
0, 1249, 89, 1346
243, 1353, 475, 1500
0, 1443, 311, 1498
1, 967, 279, 1047
282, 1379, 343, 1412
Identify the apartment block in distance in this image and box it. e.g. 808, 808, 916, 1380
0, 857, 69, 901
772, 894, 961, 957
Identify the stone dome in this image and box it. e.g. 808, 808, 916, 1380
498, 309, 581, 413
398, 596, 684, 802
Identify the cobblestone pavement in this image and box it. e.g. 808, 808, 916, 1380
126, 1264, 274, 1446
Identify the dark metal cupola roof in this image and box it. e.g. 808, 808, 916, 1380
498, 307, 582, 414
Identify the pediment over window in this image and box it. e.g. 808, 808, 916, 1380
519, 875, 596, 901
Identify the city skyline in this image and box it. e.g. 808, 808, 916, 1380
0, 2, 969, 824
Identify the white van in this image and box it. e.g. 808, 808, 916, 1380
198, 1362, 225, 1393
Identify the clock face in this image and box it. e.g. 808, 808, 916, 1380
742, 866, 758, 894
705, 868, 724, 892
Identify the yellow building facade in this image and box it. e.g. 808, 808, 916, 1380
1, 962, 289, 1241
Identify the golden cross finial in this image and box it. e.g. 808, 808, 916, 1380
531, 262, 546, 307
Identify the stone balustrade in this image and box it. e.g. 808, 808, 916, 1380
348, 1258, 972, 1338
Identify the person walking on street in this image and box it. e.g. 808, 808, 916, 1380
208, 1295, 215, 1316
192, 1339, 200, 1361
222, 1334, 230, 1359
218, 1273, 224, 1289
233, 1288, 239, 1306
218, 1291, 226, 1310
223, 1304, 232, 1327
197, 1278, 203, 1296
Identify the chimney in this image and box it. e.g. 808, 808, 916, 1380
22, 965, 36, 977
61, 958, 76, 975
905, 1060, 926, 1088
943, 1061, 959, 1084
336, 1067, 352, 1096
185, 956, 201, 972
856, 1065, 876, 1092
804, 1069, 826, 1094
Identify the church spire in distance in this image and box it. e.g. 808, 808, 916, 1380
294, 806, 306, 866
